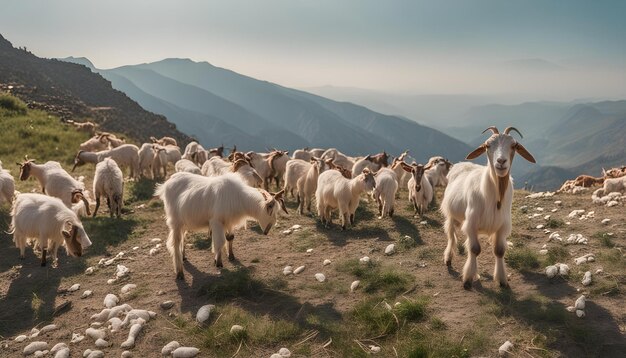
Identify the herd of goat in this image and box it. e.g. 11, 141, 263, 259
1, 123, 625, 289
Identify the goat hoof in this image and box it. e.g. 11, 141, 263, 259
228, 254, 235, 261
445, 260, 452, 267
500, 282, 510, 289
182, 256, 188, 262
463, 281, 472, 290
176, 272, 185, 280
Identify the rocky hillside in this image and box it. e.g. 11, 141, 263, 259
0, 34, 189, 145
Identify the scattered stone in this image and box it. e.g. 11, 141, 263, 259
121, 284, 137, 294
576, 309, 585, 318
551, 208, 558, 212
539, 249, 548, 255
55, 348, 70, 358
566, 234, 588, 245
282, 266, 293, 275
575, 295, 586, 310
566, 306, 576, 312
306, 248, 313, 253
104, 294, 119, 308
85, 267, 95, 275
14, 335, 27, 342
601, 218, 611, 225
230, 325, 245, 335
384, 244, 395, 255
351, 280, 360, 292
545, 265, 558, 278
278, 347, 291, 357
281, 229, 292, 235
607, 200, 619, 207
172, 347, 200, 358
359, 256, 370, 264
323, 259, 331, 266
574, 254, 595, 265
68, 283, 80, 292
149, 248, 159, 256
71, 333, 84, 344
370, 345, 381, 353
50, 343, 68, 355
95, 338, 109, 348
132, 246, 139, 251
536, 224, 544, 229
291, 225, 302, 230
150, 238, 161, 243
419, 220, 428, 225
160, 301, 175, 310
24, 342, 48, 355
519, 205, 528, 212
595, 268, 604, 274
121, 319, 145, 348
85, 327, 106, 341
116, 265, 129, 278
85, 350, 104, 358
314, 273, 326, 282
498, 340, 513, 356
294, 265, 305, 274
557, 263, 570, 276
543, 215, 550, 220
554, 200, 562, 206
568, 209, 585, 218
196, 304, 215, 324
39, 324, 58, 334
107, 279, 117, 285
581, 271, 592, 286
162, 341, 181, 356
121, 351, 132, 358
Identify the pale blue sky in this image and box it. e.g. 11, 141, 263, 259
1, 0, 624, 98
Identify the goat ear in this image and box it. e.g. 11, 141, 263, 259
265, 200, 275, 215
466, 144, 487, 160
272, 189, 285, 201
400, 162, 413, 173
278, 199, 288, 214
515, 143, 536, 163
62, 230, 71, 239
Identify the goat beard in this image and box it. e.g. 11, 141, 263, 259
497, 175, 509, 210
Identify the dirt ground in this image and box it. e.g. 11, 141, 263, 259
0, 171, 624, 357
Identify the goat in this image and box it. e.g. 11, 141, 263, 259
297, 157, 333, 214
246, 151, 273, 189
292, 148, 312, 162
402, 162, 432, 217
425, 156, 453, 188
19, 157, 91, 216
155, 172, 287, 279
101, 133, 126, 148
68, 120, 97, 135
283, 159, 311, 198
321, 148, 356, 171
0, 161, 15, 206
372, 168, 398, 218
351, 151, 389, 178
152, 145, 168, 179
150, 136, 178, 147
93, 158, 124, 218
174, 159, 202, 175
79, 134, 109, 152
441, 126, 535, 289
72, 144, 140, 180
138, 143, 155, 179
316, 168, 376, 229
268, 150, 289, 189
10, 193, 92, 266
201, 157, 263, 187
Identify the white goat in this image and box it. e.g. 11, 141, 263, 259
425, 156, 453, 188
403, 163, 432, 217
283, 159, 311, 198
292, 148, 312, 161
593, 176, 626, 197
372, 168, 398, 218
79, 134, 109, 152
268, 150, 289, 189
164, 145, 182, 165
316, 168, 376, 229
150, 136, 178, 147
321, 148, 356, 171
155, 172, 287, 279
19, 158, 91, 216
175, 159, 202, 175
10, 193, 92, 266
201, 157, 263, 187
101, 133, 126, 148
138, 143, 155, 179
152, 145, 168, 179
246, 151, 273, 188
93, 158, 124, 218
73, 144, 140, 179
68, 120, 97, 135
298, 157, 332, 214
441, 126, 535, 289
0, 161, 15, 207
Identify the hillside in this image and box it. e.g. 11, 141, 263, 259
0, 35, 189, 144
1, 96, 624, 357
87, 58, 472, 161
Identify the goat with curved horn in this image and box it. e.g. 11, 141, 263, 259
503, 127, 523, 138
481, 126, 499, 135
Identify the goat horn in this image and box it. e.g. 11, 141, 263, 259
503, 127, 523, 138
481, 126, 499, 135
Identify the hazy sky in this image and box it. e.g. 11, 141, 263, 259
1, 0, 624, 99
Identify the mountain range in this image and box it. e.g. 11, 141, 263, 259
60, 57, 472, 163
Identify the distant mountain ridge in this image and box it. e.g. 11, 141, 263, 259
0, 34, 188, 144
61, 57, 472, 162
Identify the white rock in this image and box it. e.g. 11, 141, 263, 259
566, 306, 576, 312
34, 351, 47, 358
132, 246, 139, 251
85, 267, 95, 275
15, 335, 27, 342
536, 207, 544, 211
196, 304, 215, 324
281, 229, 292, 235
498, 340, 513, 356
107, 279, 117, 285
104, 293, 119, 308
121, 351, 132, 358
121, 320, 144, 348
351, 280, 360, 292
420, 220, 428, 225
230, 325, 244, 334
370, 345, 381, 353
601, 218, 611, 225
359, 256, 370, 264
545, 265, 558, 278
539, 249, 548, 255
121, 284, 137, 294
519, 205, 528, 211
551, 208, 558, 212
536, 224, 544, 229
162, 341, 181, 356
271, 355, 282, 358
155, 243, 162, 249
294, 265, 305, 274
116, 265, 129, 278
557, 263, 570, 276
384, 244, 395, 255
581, 271, 592, 286
161, 301, 175, 309
323, 259, 331, 266
24, 342, 48, 355
554, 200, 562, 205
104, 258, 115, 266
54, 347, 70, 358
543, 215, 550, 220
71, 333, 84, 344
278, 347, 291, 357
383, 301, 392, 311
291, 225, 302, 230
86, 351, 104, 358
68, 283, 80, 292
595, 268, 604, 274
95, 338, 109, 348
282, 266, 293, 275
306, 248, 313, 253
568, 209, 585, 218
83, 349, 92, 357
576, 309, 585, 318
149, 248, 159, 256
574, 295, 586, 310
172, 347, 200, 358
314, 273, 326, 282
607, 200, 619, 207
29, 328, 39, 338
150, 238, 161, 243
85, 327, 106, 341
40, 324, 58, 334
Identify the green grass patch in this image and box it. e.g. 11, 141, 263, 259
127, 178, 159, 202
396, 298, 428, 322
506, 247, 540, 271
0, 93, 28, 115
337, 259, 412, 297
351, 298, 399, 336
592, 231, 616, 248
545, 218, 565, 228
397, 234, 418, 250
543, 246, 569, 265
